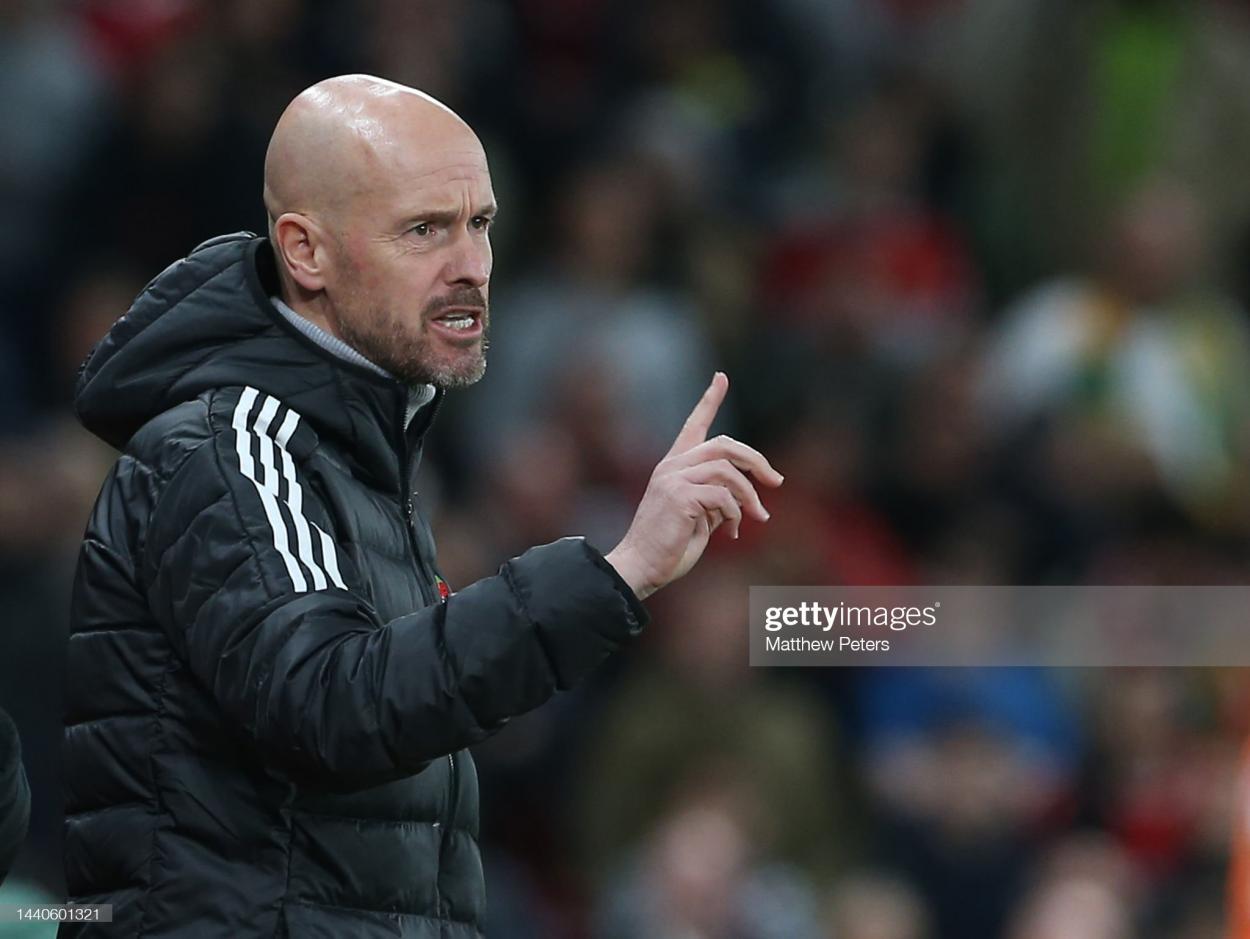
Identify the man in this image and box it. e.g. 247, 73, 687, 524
63, 75, 780, 938
0, 707, 30, 885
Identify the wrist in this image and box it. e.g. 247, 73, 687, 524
604, 544, 659, 601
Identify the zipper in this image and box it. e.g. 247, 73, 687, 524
447, 751, 459, 834
400, 492, 434, 607
440, 749, 460, 907
394, 391, 444, 608
392, 390, 460, 891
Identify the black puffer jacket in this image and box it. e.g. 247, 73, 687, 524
62, 233, 647, 938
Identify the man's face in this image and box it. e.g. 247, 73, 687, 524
325, 134, 495, 389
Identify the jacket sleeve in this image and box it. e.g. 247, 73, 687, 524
142, 399, 647, 787
0, 708, 31, 885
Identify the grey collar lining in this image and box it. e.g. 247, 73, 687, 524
271, 296, 435, 429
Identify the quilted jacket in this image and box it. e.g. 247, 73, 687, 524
62, 232, 646, 937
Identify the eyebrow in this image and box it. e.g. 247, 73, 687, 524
402, 203, 498, 227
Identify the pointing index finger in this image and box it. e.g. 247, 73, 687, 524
667, 371, 728, 457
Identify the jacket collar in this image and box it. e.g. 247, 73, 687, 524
243, 238, 444, 493
75, 232, 443, 495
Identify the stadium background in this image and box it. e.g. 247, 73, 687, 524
4, 0, 1250, 936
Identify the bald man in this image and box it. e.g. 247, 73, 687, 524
63, 75, 779, 938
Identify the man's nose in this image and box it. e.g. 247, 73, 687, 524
445, 234, 491, 288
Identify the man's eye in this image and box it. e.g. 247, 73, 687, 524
410, 223, 431, 237
471, 216, 493, 231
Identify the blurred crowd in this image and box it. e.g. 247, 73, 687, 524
5, 0, 1250, 937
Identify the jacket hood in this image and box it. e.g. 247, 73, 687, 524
75, 232, 436, 489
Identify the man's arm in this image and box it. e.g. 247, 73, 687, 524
140, 390, 646, 788
139, 373, 775, 790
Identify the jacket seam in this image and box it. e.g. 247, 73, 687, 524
430, 600, 490, 734
275, 780, 297, 939
284, 896, 478, 926
65, 712, 152, 731
133, 646, 179, 939
121, 399, 212, 484
583, 539, 649, 631
501, 561, 562, 687
500, 562, 533, 627
65, 799, 150, 820
133, 401, 216, 589
289, 807, 444, 828
67, 623, 161, 640
353, 538, 416, 563
77, 535, 144, 605
143, 480, 230, 590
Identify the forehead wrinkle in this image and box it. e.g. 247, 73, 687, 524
395, 164, 493, 190
377, 155, 493, 210
376, 141, 486, 164
369, 132, 488, 173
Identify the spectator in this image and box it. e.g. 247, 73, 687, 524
0, 707, 30, 885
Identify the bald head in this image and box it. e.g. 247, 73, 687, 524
261, 75, 496, 390
263, 74, 478, 234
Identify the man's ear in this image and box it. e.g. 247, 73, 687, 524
272, 213, 329, 292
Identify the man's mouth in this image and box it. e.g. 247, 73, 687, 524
430, 308, 484, 338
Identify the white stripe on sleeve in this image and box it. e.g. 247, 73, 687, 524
231, 387, 308, 592
273, 407, 328, 590
315, 525, 348, 590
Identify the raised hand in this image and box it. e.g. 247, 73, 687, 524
605, 372, 783, 600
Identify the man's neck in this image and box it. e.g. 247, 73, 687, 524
272, 295, 391, 378
270, 295, 435, 428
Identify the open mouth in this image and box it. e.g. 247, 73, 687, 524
430, 309, 484, 339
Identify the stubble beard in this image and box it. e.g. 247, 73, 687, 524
337, 292, 490, 389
